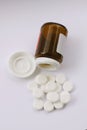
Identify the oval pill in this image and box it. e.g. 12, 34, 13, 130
54, 101, 64, 109
47, 92, 59, 102
63, 81, 73, 92
33, 99, 44, 110
45, 81, 57, 93
44, 101, 54, 112
35, 74, 48, 85
60, 91, 71, 104
33, 88, 44, 98
56, 73, 66, 84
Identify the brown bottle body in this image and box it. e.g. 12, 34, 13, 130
35, 22, 68, 70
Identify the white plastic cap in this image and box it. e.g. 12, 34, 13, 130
9, 52, 36, 78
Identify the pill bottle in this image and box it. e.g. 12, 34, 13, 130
35, 22, 68, 70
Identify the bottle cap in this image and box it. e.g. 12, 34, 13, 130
9, 52, 36, 78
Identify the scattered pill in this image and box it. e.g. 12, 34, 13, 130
60, 91, 71, 104
56, 73, 66, 84
63, 81, 73, 92
44, 101, 54, 112
45, 81, 57, 93
35, 74, 48, 85
33, 88, 44, 98
33, 99, 44, 110
54, 101, 64, 109
47, 92, 59, 102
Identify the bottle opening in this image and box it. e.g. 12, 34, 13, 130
39, 63, 56, 70
35, 57, 60, 71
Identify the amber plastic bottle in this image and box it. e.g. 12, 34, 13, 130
35, 22, 68, 70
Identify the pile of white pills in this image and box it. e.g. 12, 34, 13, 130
27, 73, 74, 112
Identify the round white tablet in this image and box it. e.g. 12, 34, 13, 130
60, 91, 71, 104
35, 74, 48, 85
63, 81, 73, 92
33, 99, 44, 110
33, 88, 44, 98
44, 101, 54, 112
47, 74, 56, 82
56, 73, 66, 84
56, 83, 62, 93
54, 101, 64, 109
47, 92, 59, 102
45, 81, 57, 93
27, 82, 38, 91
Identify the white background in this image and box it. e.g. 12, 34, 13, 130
0, 0, 87, 130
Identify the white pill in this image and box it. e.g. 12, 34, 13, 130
27, 82, 39, 91
47, 74, 56, 82
33, 99, 44, 110
44, 101, 54, 112
60, 91, 71, 104
63, 81, 73, 92
54, 101, 64, 109
56, 73, 66, 84
35, 74, 48, 85
45, 81, 57, 93
56, 83, 62, 93
33, 88, 44, 98
47, 92, 59, 102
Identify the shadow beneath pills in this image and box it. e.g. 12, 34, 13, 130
60, 36, 82, 72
